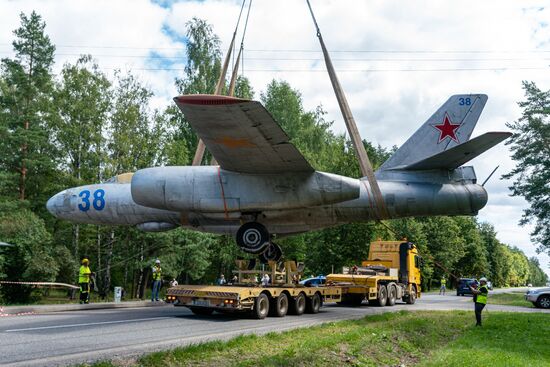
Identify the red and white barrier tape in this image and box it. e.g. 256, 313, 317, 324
0, 306, 35, 317
0, 281, 79, 289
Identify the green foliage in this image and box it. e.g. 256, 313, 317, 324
503, 81, 550, 255
175, 17, 221, 95
0, 11, 57, 207
51, 55, 111, 184
0, 209, 57, 302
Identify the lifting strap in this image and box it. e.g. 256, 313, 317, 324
192, 0, 249, 166
306, 0, 389, 220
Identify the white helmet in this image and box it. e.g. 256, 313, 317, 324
155, 259, 161, 264
479, 277, 487, 282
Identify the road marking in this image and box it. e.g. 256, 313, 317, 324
4, 316, 171, 332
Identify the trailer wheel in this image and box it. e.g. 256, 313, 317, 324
371, 285, 387, 307
306, 293, 321, 314
252, 293, 270, 319
189, 307, 214, 316
289, 292, 306, 315
406, 285, 417, 304
269, 293, 289, 317
387, 284, 397, 306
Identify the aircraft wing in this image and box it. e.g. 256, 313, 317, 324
403, 132, 512, 170
174, 95, 314, 174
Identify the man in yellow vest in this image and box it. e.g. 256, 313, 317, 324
79, 258, 92, 304
151, 259, 162, 302
470, 277, 489, 326
439, 277, 446, 295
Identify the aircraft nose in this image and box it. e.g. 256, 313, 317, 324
46, 193, 59, 216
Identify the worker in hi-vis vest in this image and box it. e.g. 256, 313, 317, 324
151, 259, 162, 302
78, 258, 92, 304
439, 277, 446, 295
470, 277, 489, 326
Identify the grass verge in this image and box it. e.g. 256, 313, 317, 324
489, 292, 534, 307
86, 310, 549, 367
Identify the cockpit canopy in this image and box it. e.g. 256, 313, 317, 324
104, 172, 134, 184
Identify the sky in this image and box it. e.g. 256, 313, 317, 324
1, 0, 549, 276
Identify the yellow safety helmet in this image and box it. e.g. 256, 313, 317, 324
82, 258, 89, 264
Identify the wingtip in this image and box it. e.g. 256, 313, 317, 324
174, 94, 247, 106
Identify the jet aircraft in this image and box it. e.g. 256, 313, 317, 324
47, 93, 510, 262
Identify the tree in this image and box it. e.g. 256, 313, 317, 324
527, 257, 548, 286
503, 81, 550, 255
0, 11, 56, 204
0, 209, 58, 303
50, 55, 111, 274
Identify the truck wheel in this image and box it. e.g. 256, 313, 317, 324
289, 292, 306, 315
269, 293, 289, 317
370, 285, 387, 307
406, 285, 417, 304
387, 284, 397, 306
306, 293, 321, 314
252, 293, 270, 319
537, 295, 550, 309
189, 307, 214, 316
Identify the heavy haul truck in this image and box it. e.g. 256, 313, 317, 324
165, 241, 422, 319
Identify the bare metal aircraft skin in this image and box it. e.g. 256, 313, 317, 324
47, 94, 510, 257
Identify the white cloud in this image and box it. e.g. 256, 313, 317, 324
1, 0, 548, 275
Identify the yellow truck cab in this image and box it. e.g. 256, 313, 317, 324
327, 240, 422, 306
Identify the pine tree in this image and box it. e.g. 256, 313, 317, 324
0, 11, 56, 205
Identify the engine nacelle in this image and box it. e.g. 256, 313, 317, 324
136, 222, 178, 232
131, 166, 360, 213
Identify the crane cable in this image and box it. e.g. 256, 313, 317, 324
210, 0, 253, 165
228, 0, 253, 96
192, 0, 249, 166
305, 0, 389, 220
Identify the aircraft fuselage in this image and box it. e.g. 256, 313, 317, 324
47, 165, 487, 236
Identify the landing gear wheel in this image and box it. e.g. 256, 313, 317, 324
259, 242, 283, 263
189, 307, 214, 316
269, 293, 289, 317
306, 293, 322, 314
406, 285, 417, 304
252, 293, 270, 319
236, 222, 269, 254
387, 283, 397, 306
289, 292, 306, 315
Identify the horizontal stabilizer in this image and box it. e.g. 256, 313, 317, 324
402, 132, 512, 170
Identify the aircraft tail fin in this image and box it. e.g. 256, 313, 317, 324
379, 94, 488, 171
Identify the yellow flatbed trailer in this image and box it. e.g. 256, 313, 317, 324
167, 283, 341, 319
166, 260, 341, 319
166, 241, 422, 318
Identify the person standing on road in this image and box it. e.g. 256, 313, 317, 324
440, 277, 446, 295
78, 258, 92, 304
151, 259, 162, 302
217, 274, 226, 285
470, 277, 489, 326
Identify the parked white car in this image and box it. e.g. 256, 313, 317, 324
525, 287, 550, 309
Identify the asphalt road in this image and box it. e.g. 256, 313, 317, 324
1, 290, 547, 367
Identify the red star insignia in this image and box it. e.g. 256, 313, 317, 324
433, 113, 461, 143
